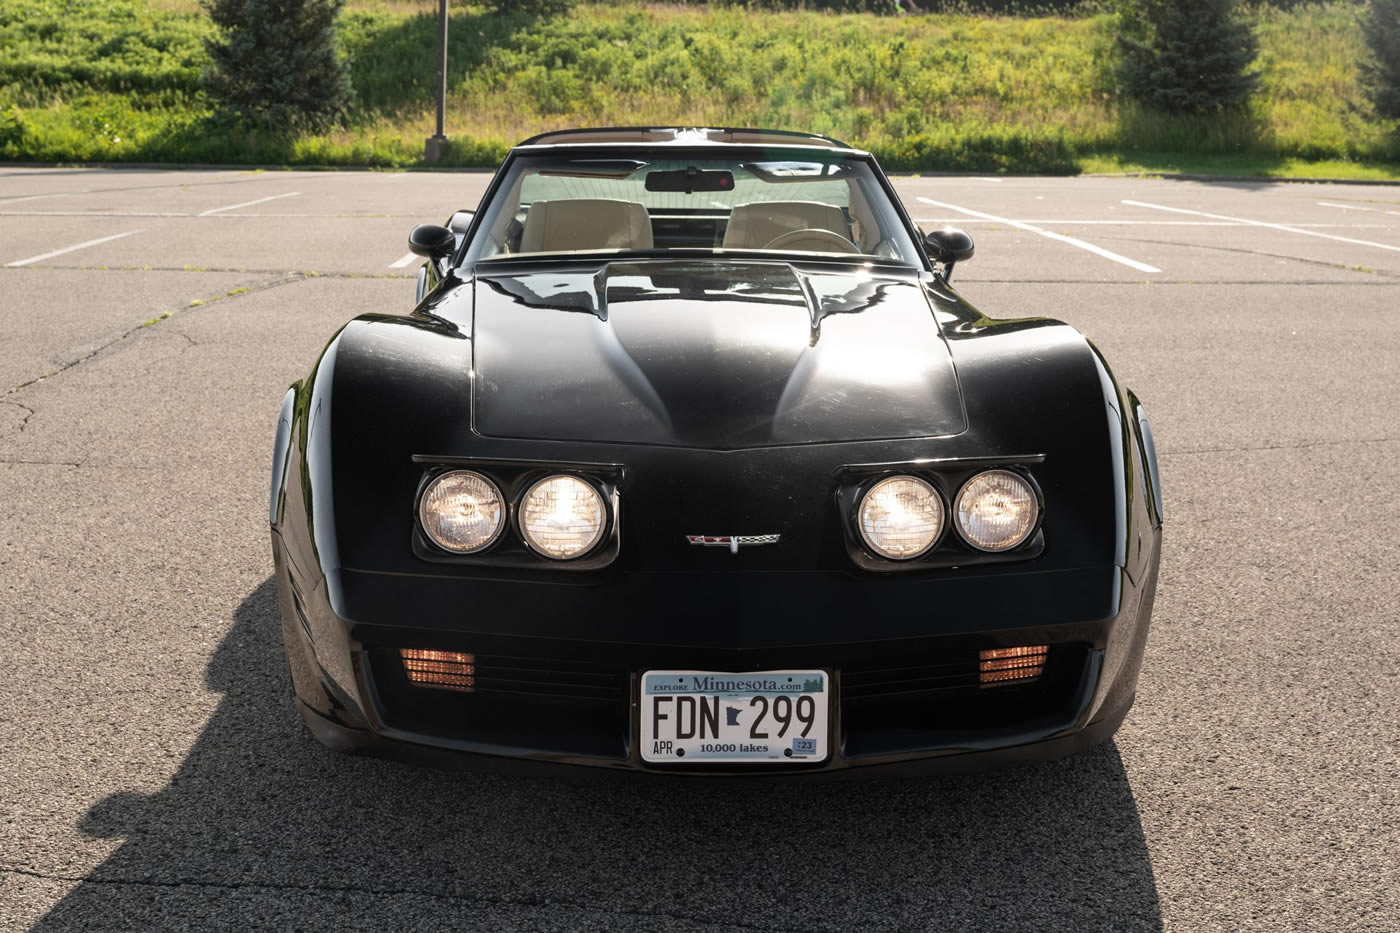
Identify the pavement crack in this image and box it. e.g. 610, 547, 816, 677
1162, 436, 1398, 457
1094, 235, 1400, 280
1, 273, 309, 402
0, 865, 801, 932
960, 278, 1400, 286
3, 263, 413, 279
0, 457, 82, 467
0, 172, 317, 201
1, 399, 34, 432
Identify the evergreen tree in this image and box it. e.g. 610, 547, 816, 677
1116, 0, 1260, 114
1362, 0, 1400, 118
202, 0, 354, 132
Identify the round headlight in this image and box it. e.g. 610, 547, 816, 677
857, 475, 944, 560
418, 471, 505, 554
954, 470, 1039, 552
521, 475, 606, 560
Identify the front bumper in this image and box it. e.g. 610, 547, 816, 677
296, 694, 1134, 780
275, 536, 1157, 778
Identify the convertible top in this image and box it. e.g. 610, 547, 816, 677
516, 126, 853, 150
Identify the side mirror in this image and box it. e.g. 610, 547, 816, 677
924, 227, 975, 281
447, 210, 474, 235
414, 265, 429, 305
408, 223, 455, 260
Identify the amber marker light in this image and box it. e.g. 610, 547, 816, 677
401, 648, 476, 692
978, 645, 1048, 686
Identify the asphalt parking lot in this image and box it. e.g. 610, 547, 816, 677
1, 165, 1397, 932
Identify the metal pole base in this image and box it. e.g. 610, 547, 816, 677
424, 135, 449, 163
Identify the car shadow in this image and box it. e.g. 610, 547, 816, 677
31, 578, 1163, 931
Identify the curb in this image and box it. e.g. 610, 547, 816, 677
1083, 171, 1400, 186
884, 170, 1400, 186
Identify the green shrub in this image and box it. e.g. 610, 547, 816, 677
0, 107, 28, 155
1362, 0, 1400, 117
673, 0, 899, 10
0, 0, 210, 94
1116, 0, 1260, 113
489, 0, 574, 16
0, 0, 1395, 172
202, 0, 354, 132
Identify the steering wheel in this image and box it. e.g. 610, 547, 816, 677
762, 228, 860, 254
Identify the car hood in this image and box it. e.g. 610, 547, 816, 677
470, 260, 966, 449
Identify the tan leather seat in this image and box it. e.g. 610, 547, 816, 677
519, 198, 654, 253
721, 200, 850, 249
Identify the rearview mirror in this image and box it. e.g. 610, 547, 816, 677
408, 223, 455, 260
645, 168, 735, 194
924, 227, 975, 281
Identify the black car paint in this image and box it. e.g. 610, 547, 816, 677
269, 143, 1162, 776
473, 261, 967, 448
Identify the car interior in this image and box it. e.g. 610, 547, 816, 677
469, 154, 920, 264
514, 197, 860, 254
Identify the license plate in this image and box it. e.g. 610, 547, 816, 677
640, 670, 830, 764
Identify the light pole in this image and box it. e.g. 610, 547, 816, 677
424, 0, 449, 162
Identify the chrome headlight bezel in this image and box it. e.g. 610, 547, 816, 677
416, 469, 507, 555
953, 468, 1042, 553
855, 474, 947, 561
518, 473, 609, 561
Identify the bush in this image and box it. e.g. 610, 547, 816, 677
1116, 0, 1260, 113
692, 0, 902, 11
0, 107, 27, 155
202, 0, 354, 132
1362, 0, 1400, 118
1, 0, 1395, 171
670, 0, 1094, 12
489, 0, 575, 15
0, 0, 210, 95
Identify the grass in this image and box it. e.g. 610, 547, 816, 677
0, 0, 1396, 176
1078, 152, 1400, 180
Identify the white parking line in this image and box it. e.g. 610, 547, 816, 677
203, 212, 396, 218
198, 192, 301, 216
911, 218, 1389, 228
1123, 199, 1400, 254
389, 252, 418, 268
916, 197, 1160, 273
914, 218, 1240, 226
0, 210, 189, 217
5, 230, 142, 267
1317, 201, 1372, 211
0, 194, 59, 207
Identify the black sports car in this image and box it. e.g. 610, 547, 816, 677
269, 127, 1163, 776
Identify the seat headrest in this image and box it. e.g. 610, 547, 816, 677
519, 199, 654, 253
721, 200, 849, 250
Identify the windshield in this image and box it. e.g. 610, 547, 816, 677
466, 149, 921, 266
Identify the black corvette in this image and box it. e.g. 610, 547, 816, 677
269, 127, 1163, 776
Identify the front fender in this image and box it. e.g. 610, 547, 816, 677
270, 386, 297, 527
